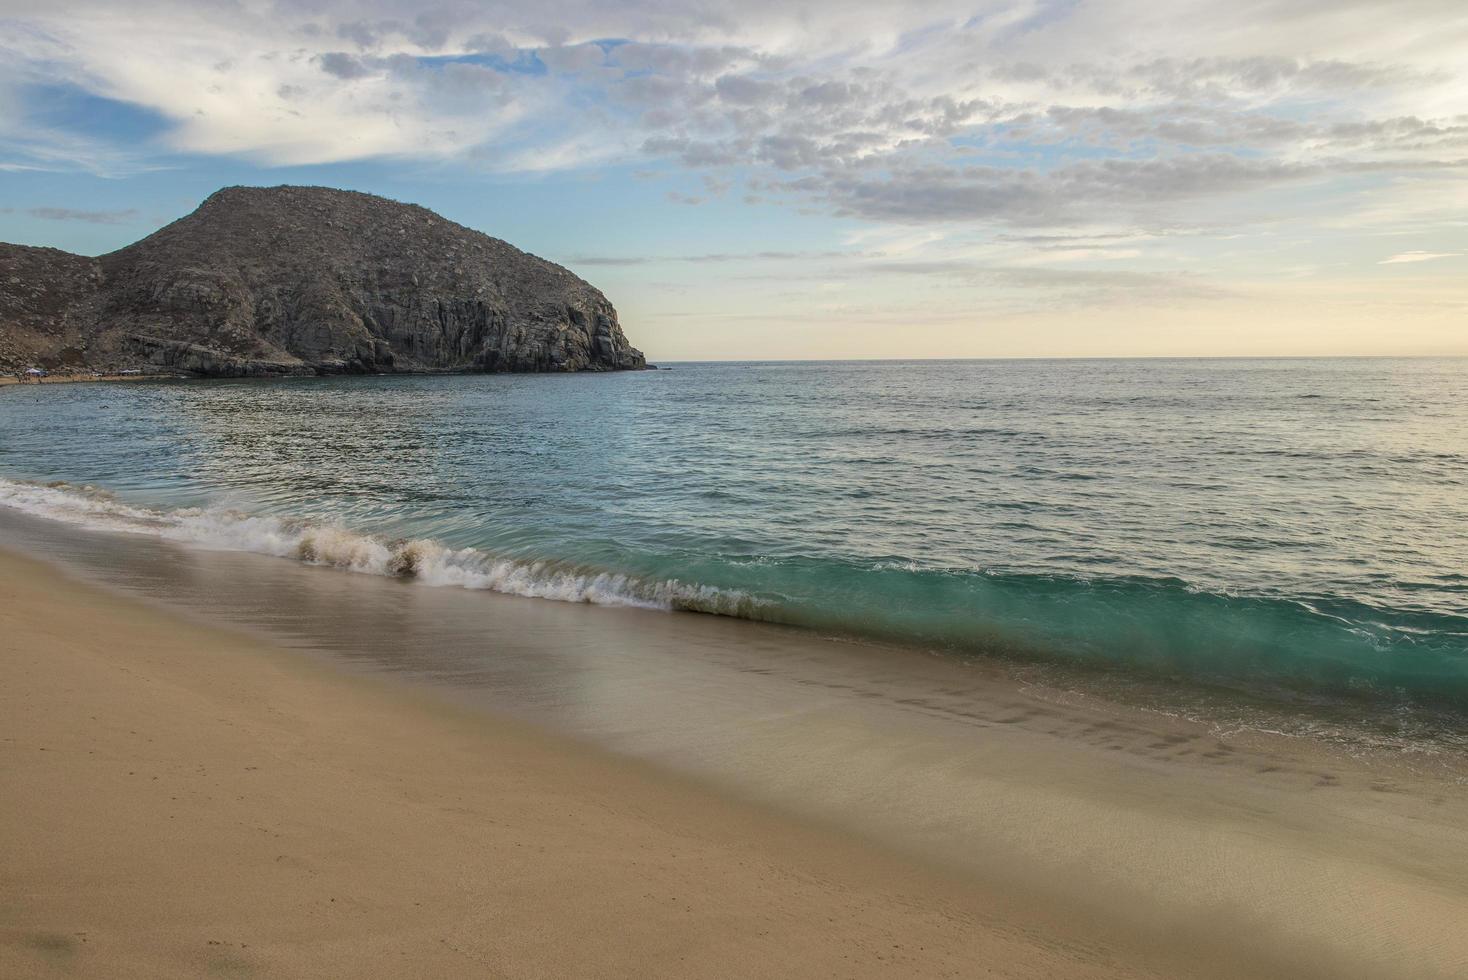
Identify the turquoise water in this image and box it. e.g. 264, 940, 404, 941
2, 358, 1466, 710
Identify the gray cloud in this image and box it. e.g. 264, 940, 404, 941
991, 56, 1430, 102
600, 35, 1467, 226
4, 0, 1467, 233
714, 73, 775, 105
804, 155, 1323, 224
1129, 56, 1426, 100
723, 259, 1240, 308
1039, 105, 1309, 148
880, 263, 1227, 294
316, 52, 373, 79
997, 231, 1149, 249
566, 249, 867, 265
1321, 116, 1468, 154
325, 12, 460, 52
5, 206, 140, 224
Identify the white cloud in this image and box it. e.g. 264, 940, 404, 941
1, 0, 1466, 228
1379, 250, 1462, 264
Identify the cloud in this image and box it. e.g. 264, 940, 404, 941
315, 52, 374, 80
566, 249, 867, 265
1, 0, 1466, 231
997, 231, 1152, 250
809, 155, 1324, 225
1379, 250, 1461, 264
820, 260, 1235, 301
2, 206, 140, 223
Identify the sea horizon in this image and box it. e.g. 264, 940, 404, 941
652, 353, 1468, 364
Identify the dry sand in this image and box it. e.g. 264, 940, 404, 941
3, 545, 1467, 979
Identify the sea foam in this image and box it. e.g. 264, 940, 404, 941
0, 478, 763, 617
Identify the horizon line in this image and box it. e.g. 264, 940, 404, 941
645, 353, 1468, 363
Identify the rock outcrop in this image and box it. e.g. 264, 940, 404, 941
0, 185, 646, 376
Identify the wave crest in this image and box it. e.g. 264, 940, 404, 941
6, 477, 1467, 712
0, 478, 763, 616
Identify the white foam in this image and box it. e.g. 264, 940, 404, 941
0, 478, 764, 617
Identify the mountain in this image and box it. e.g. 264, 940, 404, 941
0, 186, 646, 376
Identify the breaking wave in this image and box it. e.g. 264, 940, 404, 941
0, 478, 765, 617
4, 476, 1468, 713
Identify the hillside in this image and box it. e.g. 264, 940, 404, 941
0, 186, 646, 376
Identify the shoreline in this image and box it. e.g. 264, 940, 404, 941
0, 372, 179, 387
0, 367, 661, 390
4, 530, 1468, 977
0, 544, 1217, 980
2, 473, 1464, 732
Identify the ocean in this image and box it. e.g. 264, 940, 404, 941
3, 357, 1466, 721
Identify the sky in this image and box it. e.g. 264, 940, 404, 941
1, 0, 1465, 361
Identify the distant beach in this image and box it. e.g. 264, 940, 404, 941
0, 372, 173, 388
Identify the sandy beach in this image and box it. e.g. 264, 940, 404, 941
0, 545, 1182, 979
3, 538, 1468, 979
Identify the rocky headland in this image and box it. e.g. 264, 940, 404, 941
0, 185, 646, 377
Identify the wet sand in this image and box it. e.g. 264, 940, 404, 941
3, 521, 1468, 978
0, 546, 1115, 979
0, 373, 174, 388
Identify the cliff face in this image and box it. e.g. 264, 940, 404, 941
0, 186, 646, 376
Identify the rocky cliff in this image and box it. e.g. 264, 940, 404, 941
0, 186, 646, 376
